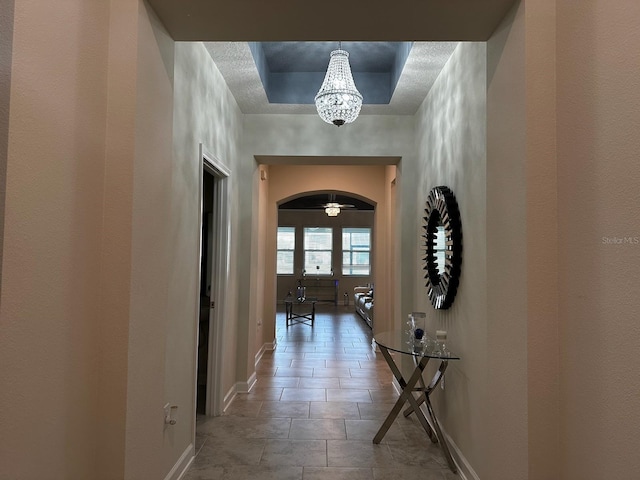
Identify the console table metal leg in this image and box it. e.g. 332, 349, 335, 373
285, 302, 292, 328
311, 302, 315, 326
374, 345, 457, 473
403, 356, 428, 417
413, 360, 456, 473
424, 393, 457, 473
403, 359, 448, 418
373, 347, 431, 443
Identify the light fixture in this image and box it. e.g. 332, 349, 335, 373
325, 203, 341, 217
315, 42, 363, 127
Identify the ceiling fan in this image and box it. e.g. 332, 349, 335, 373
320, 194, 355, 216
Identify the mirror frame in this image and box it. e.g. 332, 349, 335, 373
422, 186, 463, 309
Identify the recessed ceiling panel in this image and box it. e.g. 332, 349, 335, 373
248, 42, 412, 105
205, 42, 458, 115
261, 42, 400, 73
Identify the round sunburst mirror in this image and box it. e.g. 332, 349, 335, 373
422, 186, 463, 309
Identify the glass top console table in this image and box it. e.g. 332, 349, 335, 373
373, 330, 460, 473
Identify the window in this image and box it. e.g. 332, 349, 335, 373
303, 227, 333, 275
277, 227, 295, 274
342, 227, 371, 275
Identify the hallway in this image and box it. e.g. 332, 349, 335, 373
184, 307, 458, 480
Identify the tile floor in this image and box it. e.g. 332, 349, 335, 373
184, 306, 459, 480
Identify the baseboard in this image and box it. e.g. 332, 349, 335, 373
223, 384, 237, 412
238, 372, 257, 393
443, 431, 479, 480
223, 339, 279, 415
255, 344, 266, 365
390, 378, 477, 480
166, 443, 194, 480
255, 340, 276, 366
222, 373, 258, 413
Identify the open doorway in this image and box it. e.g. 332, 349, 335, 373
261, 163, 397, 340
196, 170, 214, 414
195, 145, 230, 417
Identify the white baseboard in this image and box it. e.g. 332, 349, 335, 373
238, 372, 257, 393
166, 443, 194, 480
223, 384, 237, 412
221, 339, 276, 415
443, 431, 479, 480
255, 344, 266, 365
222, 372, 258, 413
255, 341, 276, 366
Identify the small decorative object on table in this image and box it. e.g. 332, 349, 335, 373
407, 311, 427, 352
433, 329, 448, 356
296, 281, 306, 302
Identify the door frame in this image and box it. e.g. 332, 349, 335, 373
196, 143, 230, 417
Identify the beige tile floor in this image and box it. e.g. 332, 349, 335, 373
184, 306, 459, 480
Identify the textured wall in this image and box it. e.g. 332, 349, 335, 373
0, 1, 110, 478
124, 3, 176, 479
523, 1, 560, 478
99, 1, 137, 476
0, 0, 13, 292
557, 1, 640, 478
243, 114, 414, 158
0, 3, 245, 478
172, 39, 244, 418
485, 4, 529, 478
413, 42, 489, 477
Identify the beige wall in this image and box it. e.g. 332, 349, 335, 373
486, 4, 529, 479
484, 2, 562, 478
0, 1, 111, 478
0, 1, 246, 478
0, 0, 12, 287
523, 1, 560, 479
252, 166, 270, 363
557, 1, 640, 478
125, 3, 175, 478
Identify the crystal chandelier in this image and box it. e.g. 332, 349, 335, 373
315, 43, 363, 127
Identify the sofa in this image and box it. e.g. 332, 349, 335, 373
353, 285, 373, 328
